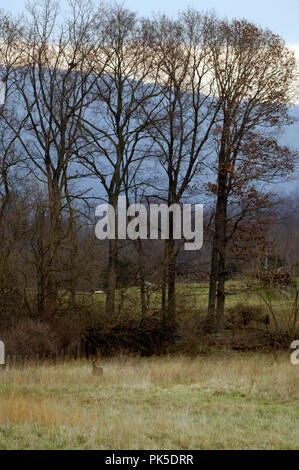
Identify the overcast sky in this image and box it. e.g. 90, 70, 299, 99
1, 0, 299, 45
1, 0, 298, 190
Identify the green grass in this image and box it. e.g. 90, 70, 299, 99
3, 280, 297, 449
24, 279, 298, 327
0, 353, 298, 449
75, 279, 296, 314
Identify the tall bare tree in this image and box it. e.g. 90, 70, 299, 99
0, 10, 27, 319
205, 19, 297, 332
79, 4, 163, 318
4, 0, 99, 315
142, 10, 221, 325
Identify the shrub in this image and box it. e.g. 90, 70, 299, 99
2, 319, 62, 355
226, 303, 268, 329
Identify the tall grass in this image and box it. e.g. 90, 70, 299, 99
0, 353, 298, 449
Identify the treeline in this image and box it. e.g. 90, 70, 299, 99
0, 1, 298, 355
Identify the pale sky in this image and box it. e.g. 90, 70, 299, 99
2, 0, 299, 78
0, 0, 298, 187
1, 0, 299, 44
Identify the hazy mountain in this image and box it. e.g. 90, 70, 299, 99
273, 104, 299, 193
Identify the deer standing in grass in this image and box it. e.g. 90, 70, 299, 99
92, 359, 103, 376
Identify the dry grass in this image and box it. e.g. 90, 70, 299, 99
0, 353, 298, 449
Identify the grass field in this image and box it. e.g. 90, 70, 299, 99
0, 353, 298, 450
76, 279, 298, 318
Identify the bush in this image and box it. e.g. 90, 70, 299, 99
226, 303, 269, 329
84, 313, 178, 356
2, 319, 62, 355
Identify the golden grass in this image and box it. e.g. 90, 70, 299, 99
0, 353, 298, 449
0, 395, 97, 427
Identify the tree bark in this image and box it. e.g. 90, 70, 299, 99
167, 237, 176, 326
206, 241, 218, 332
106, 237, 117, 319
206, 149, 228, 333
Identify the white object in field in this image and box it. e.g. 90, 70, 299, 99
94, 290, 104, 294
0, 341, 5, 365
0, 81, 5, 105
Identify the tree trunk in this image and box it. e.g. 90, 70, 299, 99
45, 183, 61, 317
161, 242, 167, 319
64, 179, 79, 307
105, 237, 117, 319
206, 149, 228, 333
167, 237, 176, 326
135, 238, 147, 319
205, 241, 218, 332
216, 239, 226, 332
215, 174, 228, 333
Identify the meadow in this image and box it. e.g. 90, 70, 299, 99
0, 353, 298, 450
72, 279, 297, 329
1, 279, 298, 449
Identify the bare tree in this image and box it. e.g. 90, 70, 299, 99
79, 4, 163, 318
142, 10, 221, 325
0, 10, 27, 320
205, 18, 297, 332
4, 0, 99, 315
0, 9, 24, 222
